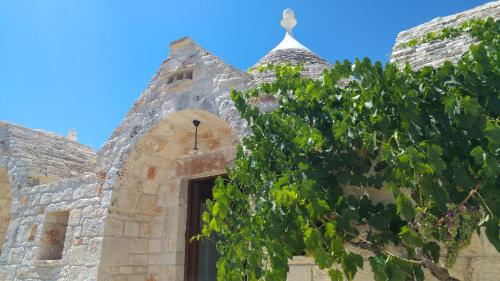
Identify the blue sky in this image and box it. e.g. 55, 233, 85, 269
0, 0, 491, 150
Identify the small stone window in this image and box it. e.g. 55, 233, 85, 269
166, 69, 194, 84
184, 70, 193, 80
37, 211, 70, 260
174, 73, 183, 82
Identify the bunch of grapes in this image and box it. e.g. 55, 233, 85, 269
418, 204, 481, 267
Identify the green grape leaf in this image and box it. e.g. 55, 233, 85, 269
315, 249, 334, 269
470, 146, 485, 165
342, 253, 364, 280
485, 218, 500, 253
413, 266, 425, 281
328, 269, 344, 281
484, 121, 500, 151
331, 236, 345, 257
396, 194, 416, 221
304, 227, 321, 250
424, 242, 441, 263
370, 256, 388, 281
399, 226, 423, 248
385, 257, 407, 281
369, 214, 388, 230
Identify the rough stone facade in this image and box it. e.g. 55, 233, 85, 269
0, 2, 499, 281
0, 175, 104, 281
391, 1, 500, 69
0, 122, 96, 274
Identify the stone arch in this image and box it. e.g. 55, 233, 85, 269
98, 109, 239, 281
0, 168, 12, 254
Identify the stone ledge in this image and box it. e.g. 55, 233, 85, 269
34, 259, 65, 267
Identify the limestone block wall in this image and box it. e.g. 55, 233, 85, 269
287, 255, 377, 281
391, 1, 500, 69
0, 175, 106, 281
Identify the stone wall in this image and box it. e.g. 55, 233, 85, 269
391, 1, 500, 69
0, 175, 106, 281
0, 123, 100, 280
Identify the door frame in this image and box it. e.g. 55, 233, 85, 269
184, 175, 224, 281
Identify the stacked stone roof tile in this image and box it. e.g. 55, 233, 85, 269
251, 48, 329, 83
0, 122, 95, 189
391, 1, 500, 69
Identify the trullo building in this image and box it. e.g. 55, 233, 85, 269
0, 2, 499, 281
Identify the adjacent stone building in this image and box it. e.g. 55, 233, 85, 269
0, 2, 499, 281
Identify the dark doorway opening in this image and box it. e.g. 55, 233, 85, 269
184, 176, 221, 281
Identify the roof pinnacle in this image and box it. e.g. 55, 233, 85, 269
280, 8, 297, 34
272, 8, 309, 51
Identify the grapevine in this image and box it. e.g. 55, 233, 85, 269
203, 18, 500, 281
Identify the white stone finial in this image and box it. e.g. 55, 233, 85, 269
280, 8, 297, 34
67, 128, 77, 141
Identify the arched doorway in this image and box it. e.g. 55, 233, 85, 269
98, 110, 239, 281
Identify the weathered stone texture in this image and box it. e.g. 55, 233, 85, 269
391, 1, 500, 69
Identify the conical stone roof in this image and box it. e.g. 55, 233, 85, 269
252, 9, 329, 83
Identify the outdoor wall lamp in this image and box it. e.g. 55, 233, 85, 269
192, 119, 201, 150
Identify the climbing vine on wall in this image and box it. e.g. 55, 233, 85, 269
395, 18, 494, 48
202, 18, 500, 281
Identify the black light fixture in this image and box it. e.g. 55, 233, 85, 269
192, 119, 201, 150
